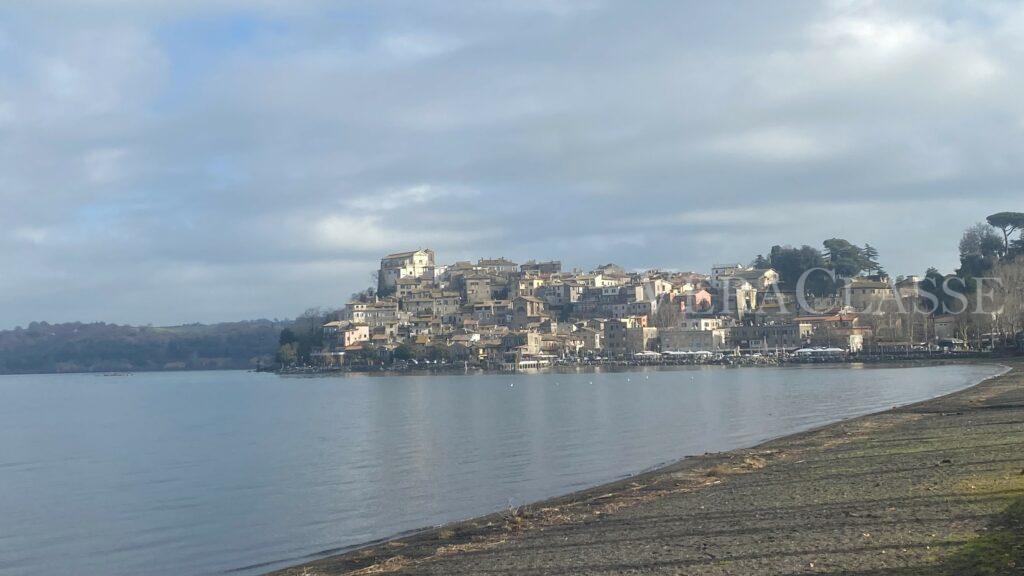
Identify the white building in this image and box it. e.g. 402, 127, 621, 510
378, 249, 435, 293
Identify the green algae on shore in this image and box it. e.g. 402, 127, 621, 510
939, 493, 1023, 575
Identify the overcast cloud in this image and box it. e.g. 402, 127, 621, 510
2, 0, 1023, 327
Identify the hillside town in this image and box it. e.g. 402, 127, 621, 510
298, 240, 1023, 371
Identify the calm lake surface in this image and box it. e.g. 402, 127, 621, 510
0, 364, 1004, 575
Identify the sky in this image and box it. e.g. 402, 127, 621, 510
2, 0, 1023, 328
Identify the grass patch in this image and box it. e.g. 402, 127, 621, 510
939, 496, 1024, 575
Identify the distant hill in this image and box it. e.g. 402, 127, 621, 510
0, 320, 289, 374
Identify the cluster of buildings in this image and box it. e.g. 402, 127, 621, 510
315, 248, 936, 370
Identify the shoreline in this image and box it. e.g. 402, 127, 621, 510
275, 353, 998, 378
268, 360, 1022, 576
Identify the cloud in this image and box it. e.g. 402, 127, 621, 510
1, 1, 1023, 327
380, 33, 461, 61
756, 4, 1006, 103
311, 212, 495, 254
311, 215, 395, 252
663, 209, 771, 227
80, 148, 129, 184
10, 226, 54, 245
707, 127, 831, 162
345, 184, 475, 212
500, 0, 604, 17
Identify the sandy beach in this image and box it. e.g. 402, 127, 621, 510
271, 362, 1024, 576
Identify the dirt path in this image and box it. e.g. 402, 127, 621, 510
272, 363, 1024, 576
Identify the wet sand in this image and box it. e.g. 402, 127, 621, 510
271, 362, 1024, 576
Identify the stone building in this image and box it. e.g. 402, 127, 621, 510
378, 249, 435, 293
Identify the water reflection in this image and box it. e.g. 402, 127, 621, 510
0, 364, 1003, 576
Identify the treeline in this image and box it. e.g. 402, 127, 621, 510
749, 212, 1024, 343
924, 211, 1024, 339
750, 238, 885, 295
955, 212, 1024, 283
909, 212, 1024, 317
275, 308, 343, 366
750, 212, 1024, 292
0, 320, 290, 374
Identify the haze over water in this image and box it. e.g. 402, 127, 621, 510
0, 364, 1003, 576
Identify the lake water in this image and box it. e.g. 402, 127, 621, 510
0, 364, 1004, 575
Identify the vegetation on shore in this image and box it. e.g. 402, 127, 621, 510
749, 213, 1024, 301
0, 320, 288, 374
275, 308, 342, 366
750, 238, 885, 296
939, 488, 1023, 575
749, 213, 1024, 341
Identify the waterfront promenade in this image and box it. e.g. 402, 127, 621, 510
273, 362, 1024, 575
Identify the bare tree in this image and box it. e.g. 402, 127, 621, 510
989, 256, 1024, 339
650, 295, 684, 328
